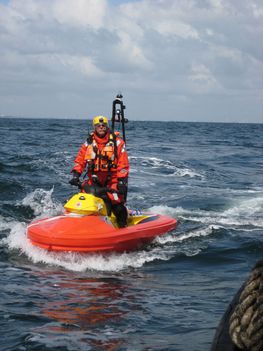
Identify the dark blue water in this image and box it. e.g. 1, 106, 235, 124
1, 118, 263, 351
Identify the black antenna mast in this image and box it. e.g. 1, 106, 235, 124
111, 93, 128, 143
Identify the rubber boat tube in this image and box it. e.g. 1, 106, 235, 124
27, 213, 177, 253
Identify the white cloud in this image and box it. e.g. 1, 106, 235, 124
59, 54, 103, 77
209, 0, 226, 13
116, 32, 153, 69
52, 0, 107, 29
8, 0, 108, 29
155, 21, 199, 40
189, 63, 220, 93
251, 2, 263, 18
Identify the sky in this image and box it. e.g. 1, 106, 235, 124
0, 0, 262, 122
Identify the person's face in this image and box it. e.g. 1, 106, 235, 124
95, 123, 108, 137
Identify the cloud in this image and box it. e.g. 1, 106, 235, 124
8, 0, 108, 29
0, 0, 262, 122
188, 63, 220, 94
251, 2, 263, 18
53, 0, 107, 29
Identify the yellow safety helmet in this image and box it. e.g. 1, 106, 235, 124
92, 115, 109, 127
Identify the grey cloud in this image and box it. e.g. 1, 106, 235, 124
0, 0, 262, 122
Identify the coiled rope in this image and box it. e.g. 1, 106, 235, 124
229, 260, 263, 351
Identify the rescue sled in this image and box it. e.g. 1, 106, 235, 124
27, 192, 177, 253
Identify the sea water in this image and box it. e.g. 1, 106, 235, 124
0, 118, 263, 350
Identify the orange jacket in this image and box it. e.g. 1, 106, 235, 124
72, 131, 129, 188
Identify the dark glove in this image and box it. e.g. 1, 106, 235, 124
69, 171, 80, 186
117, 178, 128, 195
83, 184, 98, 195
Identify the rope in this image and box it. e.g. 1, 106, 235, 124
229, 260, 263, 351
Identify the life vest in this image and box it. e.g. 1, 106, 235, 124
84, 132, 118, 172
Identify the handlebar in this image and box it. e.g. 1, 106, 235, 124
73, 181, 118, 195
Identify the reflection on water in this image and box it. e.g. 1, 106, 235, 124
43, 279, 127, 328
32, 270, 140, 350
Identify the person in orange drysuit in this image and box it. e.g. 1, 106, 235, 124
69, 115, 129, 228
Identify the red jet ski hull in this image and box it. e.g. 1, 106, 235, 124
27, 214, 177, 253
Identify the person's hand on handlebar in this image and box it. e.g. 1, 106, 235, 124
69, 171, 80, 186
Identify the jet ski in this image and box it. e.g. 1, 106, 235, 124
27, 191, 177, 253
27, 94, 177, 253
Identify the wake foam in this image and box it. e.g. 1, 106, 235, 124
0, 189, 176, 272
2, 190, 262, 272
155, 225, 217, 245
0, 189, 178, 272
21, 188, 63, 219
2, 222, 175, 272
0, 215, 19, 232
130, 156, 204, 179
2, 216, 215, 272
148, 195, 263, 229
